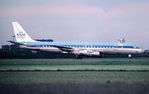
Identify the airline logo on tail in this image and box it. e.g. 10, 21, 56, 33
16, 31, 26, 38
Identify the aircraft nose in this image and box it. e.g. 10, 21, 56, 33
135, 49, 143, 54
139, 49, 144, 53
141, 49, 144, 53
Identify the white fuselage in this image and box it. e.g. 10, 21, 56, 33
19, 42, 143, 56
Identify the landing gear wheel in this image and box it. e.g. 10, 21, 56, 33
128, 54, 132, 58
75, 55, 83, 59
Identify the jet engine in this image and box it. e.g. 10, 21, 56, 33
74, 49, 100, 56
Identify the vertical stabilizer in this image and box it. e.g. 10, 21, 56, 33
12, 22, 36, 42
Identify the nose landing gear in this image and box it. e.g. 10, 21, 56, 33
128, 54, 132, 58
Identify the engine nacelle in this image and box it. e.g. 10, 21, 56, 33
73, 49, 100, 56
73, 49, 88, 55
90, 51, 100, 56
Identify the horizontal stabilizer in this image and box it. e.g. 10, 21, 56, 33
8, 40, 24, 45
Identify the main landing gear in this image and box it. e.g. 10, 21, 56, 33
75, 55, 83, 59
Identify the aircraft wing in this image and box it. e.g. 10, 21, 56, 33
51, 45, 74, 53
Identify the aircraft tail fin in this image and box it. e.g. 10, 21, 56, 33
12, 22, 36, 42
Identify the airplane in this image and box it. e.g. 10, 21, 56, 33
9, 22, 143, 59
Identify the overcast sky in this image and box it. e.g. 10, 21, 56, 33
0, 0, 149, 49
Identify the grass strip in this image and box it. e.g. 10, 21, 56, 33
0, 69, 149, 72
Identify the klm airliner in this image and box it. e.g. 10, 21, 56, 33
9, 22, 143, 59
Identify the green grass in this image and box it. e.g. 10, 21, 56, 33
0, 72, 149, 84
0, 58, 149, 94
0, 58, 149, 84
0, 58, 149, 65
0, 65, 149, 71
0, 58, 149, 71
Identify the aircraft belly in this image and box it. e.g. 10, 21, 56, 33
100, 48, 138, 54
39, 47, 62, 52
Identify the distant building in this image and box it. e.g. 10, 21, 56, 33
2, 44, 18, 51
